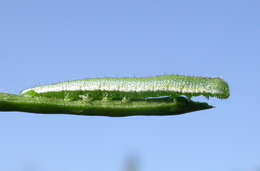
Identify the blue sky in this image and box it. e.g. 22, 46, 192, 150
0, 0, 259, 171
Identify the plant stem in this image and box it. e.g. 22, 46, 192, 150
0, 93, 213, 117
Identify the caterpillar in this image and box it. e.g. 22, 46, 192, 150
0, 75, 230, 117
20, 75, 229, 101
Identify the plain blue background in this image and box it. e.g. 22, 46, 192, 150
0, 0, 259, 171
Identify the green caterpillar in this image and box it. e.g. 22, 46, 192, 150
20, 75, 229, 101
0, 75, 230, 117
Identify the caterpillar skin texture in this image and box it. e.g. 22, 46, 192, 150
20, 75, 229, 101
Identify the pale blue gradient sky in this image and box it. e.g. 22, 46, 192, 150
0, 0, 259, 171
